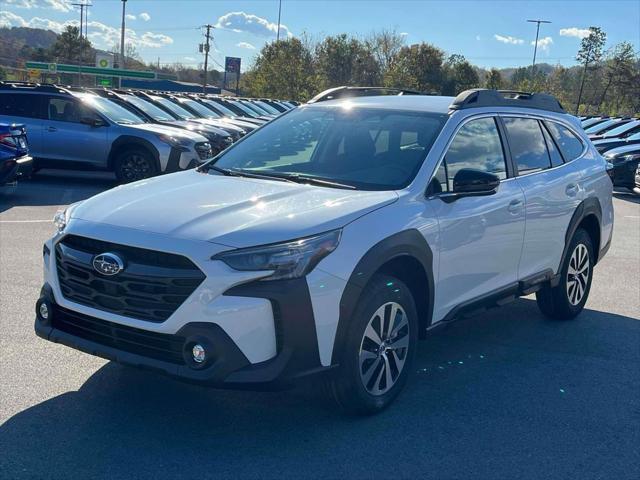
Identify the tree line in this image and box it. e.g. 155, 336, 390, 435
240, 28, 640, 115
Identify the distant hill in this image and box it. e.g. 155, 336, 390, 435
0, 26, 58, 50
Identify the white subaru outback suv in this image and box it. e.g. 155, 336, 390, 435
36, 89, 613, 414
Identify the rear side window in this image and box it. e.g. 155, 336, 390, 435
544, 121, 584, 162
0, 93, 41, 118
503, 117, 551, 174
541, 124, 564, 167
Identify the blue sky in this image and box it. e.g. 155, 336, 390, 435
1, 0, 639, 71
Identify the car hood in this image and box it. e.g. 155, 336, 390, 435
70, 170, 398, 247
169, 120, 230, 138
603, 143, 640, 158
125, 123, 208, 142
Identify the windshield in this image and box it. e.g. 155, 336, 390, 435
153, 97, 196, 119
202, 99, 236, 117
229, 101, 259, 118
604, 121, 639, 138
78, 94, 144, 124
254, 101, 280, 115
586, 119, 618, 134
181, 99, 221, 118
212, 106, 446, 190
242, 101, 269, 115
123, 95, 176, 122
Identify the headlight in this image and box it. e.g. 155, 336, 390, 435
53, 202, 81, 233
158, 134, 191, 151
213, 230, 341, 281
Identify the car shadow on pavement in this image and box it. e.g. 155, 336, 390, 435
1, 298, 639, 479
0, 170, 116, 214
613, 190, 640, 204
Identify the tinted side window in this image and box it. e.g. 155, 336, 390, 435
0, 93, 41, 118
437, 117, 507, 191
503, 117, 551, 174
541, 124, 564, 167
45, 97, 89, 123
544, 121, 584, 162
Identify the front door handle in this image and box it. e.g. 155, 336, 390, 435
46, 126, 57, 132
565, 184, 578, 197
508, 199, 523, 213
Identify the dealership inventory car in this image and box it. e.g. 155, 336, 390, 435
603, 144, 640, 190
35, 89, 613, 414
593, 130, 640, 154
634, 164, 640, 195
590, 119, 640, 141
0, 83, 214, 182
0, 122, 32, 187
584, 118, 631, 137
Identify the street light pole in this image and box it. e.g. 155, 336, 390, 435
120, 0, 127, 69
276, 0, 282, 41
527, 19, 551, 83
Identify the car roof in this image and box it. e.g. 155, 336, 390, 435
304, 95, 455, 114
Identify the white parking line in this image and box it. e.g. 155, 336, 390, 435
624, 215, 639, 219
0, 219, 51, 223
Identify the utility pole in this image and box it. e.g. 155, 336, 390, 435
84, 2, 91, 40
527, 19, 551, 84
120, 0, 127, 69
72, 2, 86, 85
276, 0, 282, 41
202, 24, 213, 93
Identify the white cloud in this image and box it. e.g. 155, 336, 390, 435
0, 11, 173, 49
400, 32, 409, 37
184, 56, 196, 62
215, 11, 291, 38
236, 41, 255, 50
125, 14, 136, 21
494, 34, 524, 45
532, 36, 553, 52
139, 12, 150, 22
3, 0, 73, 12
559, 27, 591, 39
475, 35, 481, 41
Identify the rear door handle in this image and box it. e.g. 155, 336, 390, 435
46, 126, 57, 132
508, 199, 523, 213
565, 184, 578, 197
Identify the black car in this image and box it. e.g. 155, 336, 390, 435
593, 131, 640, 154
634, 163, 640, 195
603, 143, 640, 190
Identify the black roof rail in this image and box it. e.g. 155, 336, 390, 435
0, 81, 72, 94
307, 86, 422, 104
450, 88, 566, 114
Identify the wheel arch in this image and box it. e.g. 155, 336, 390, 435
561, 197, 603, 271
107, 136, 161, 172
331, 230, 434, 364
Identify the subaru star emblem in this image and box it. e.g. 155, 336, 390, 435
92, 252, 124, 276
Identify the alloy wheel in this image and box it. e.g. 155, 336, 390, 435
567, 243, 590, 306
121, 154, 152, 182
358, 302, 410, 396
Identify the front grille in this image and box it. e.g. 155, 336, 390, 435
195, 142, 213, 160
55, 235, 205, 323
51, 305, 186, 365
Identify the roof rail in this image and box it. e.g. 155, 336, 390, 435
0, 81, 71, 94
307, 86, 422, 104
450, 88, 565, 113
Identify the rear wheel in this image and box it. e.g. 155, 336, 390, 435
114, 148, 157, 183
326, 274, 418, 415
536, 228, 594, 320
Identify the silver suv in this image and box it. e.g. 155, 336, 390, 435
0, 83, 214, 182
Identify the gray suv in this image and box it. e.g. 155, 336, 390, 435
0, 83, 214, 182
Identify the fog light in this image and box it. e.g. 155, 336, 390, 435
192, 344, 206, 363
39, 302, 49, 320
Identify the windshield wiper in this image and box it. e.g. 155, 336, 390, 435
199, 164, 239, 176
244, 171, 356, 189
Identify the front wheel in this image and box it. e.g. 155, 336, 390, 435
326, 274, 418, 415
536, 228, 594, 320
114, 148, 157, 183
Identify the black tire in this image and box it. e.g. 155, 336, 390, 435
536, 228, 594, 320
326, 274, 419, 415
114, 148, 157, 183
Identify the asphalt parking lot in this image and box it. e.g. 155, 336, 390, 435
1, 171, 639, 480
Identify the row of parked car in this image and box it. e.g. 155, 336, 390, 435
579, 115, 640, 192
0, 81, 297, 184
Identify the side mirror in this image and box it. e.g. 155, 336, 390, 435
453, 168, 500, 194
81, 117, 106, 128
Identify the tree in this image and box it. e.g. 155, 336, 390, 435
575, 26, 606, 114
385, 42, 445, 93
485, 68, 503, 90
367, 29, 405, 77
443, 54, 479, 95
240, 38, 316, 101
315, 34, 380, 89
597, 42, 637, 113
50, 25, 92, 64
